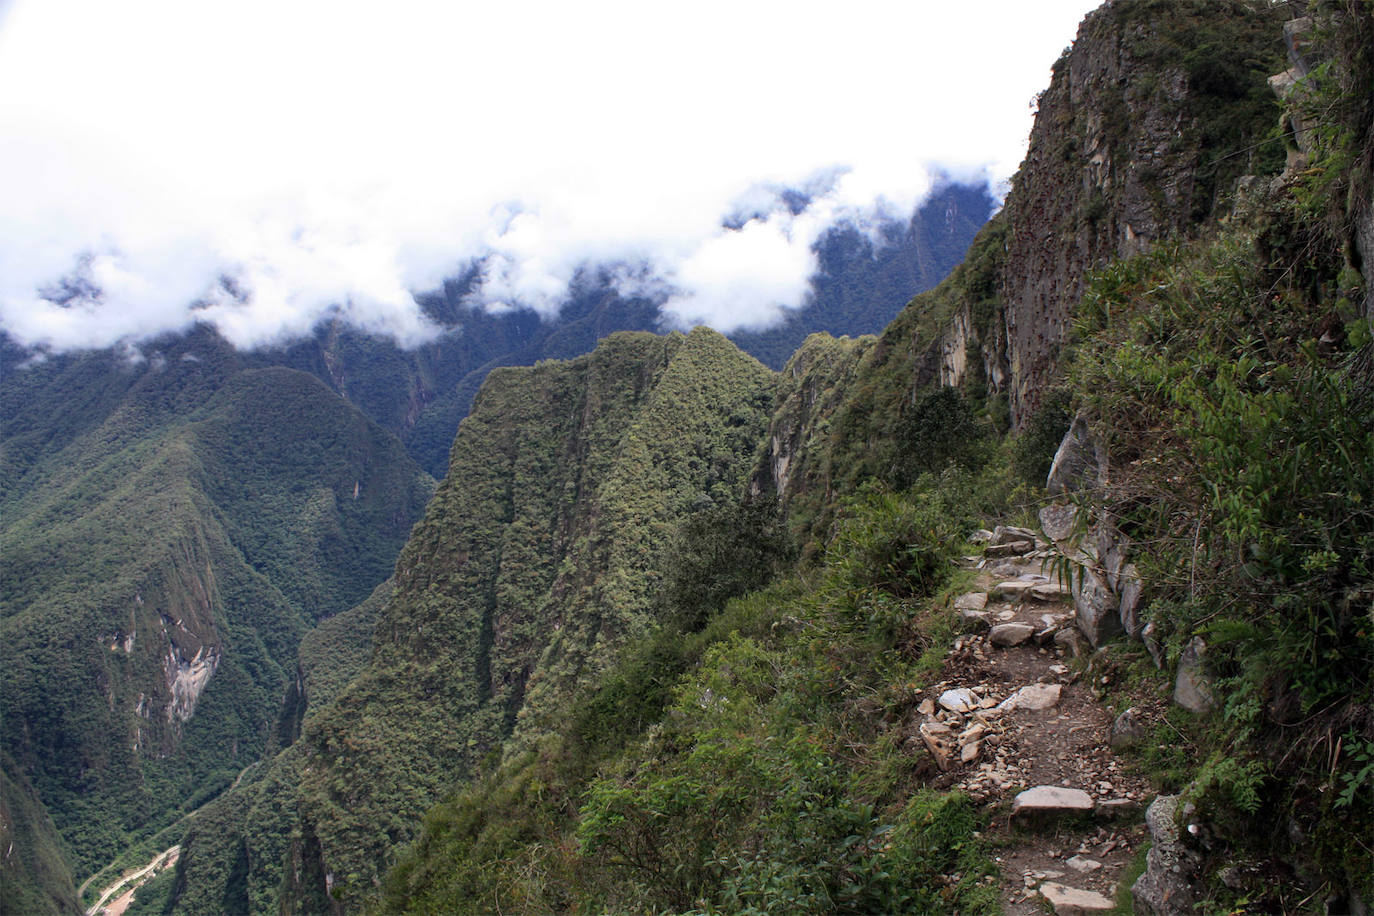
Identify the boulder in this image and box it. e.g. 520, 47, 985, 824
1040, 882, 1114, 915
1109, 707, 1147, 750
1174, 637, 1216, 714
953, 592, 988, 611
999, 683, 1062, 712
1119, 563, 1145, 636
1039, 503, 1081, 542
1072, 566, 1122, 648
958, 608, 990, 631
1132, 794, 1198, 915
989, 623, 1036, 647
1047, 414, 1106, 496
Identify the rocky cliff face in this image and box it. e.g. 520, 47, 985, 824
997, 0, 1287, 426
749, 0, 1288, 518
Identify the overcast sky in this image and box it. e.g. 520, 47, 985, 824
0, 0, 1100, 352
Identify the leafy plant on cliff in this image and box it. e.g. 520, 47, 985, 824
1070, 219, 1373, 899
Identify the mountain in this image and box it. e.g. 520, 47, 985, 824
165, 328, 777, 913
8, 0, 1373, 912
252, 184, 994, 479
181, 1, 1362, 913
0, 327, 435, 909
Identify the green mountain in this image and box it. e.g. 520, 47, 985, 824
192, 1, 1362, 913
254, 185, 993, 479
8, 0, 1373, 912
164, 328, 778, 913
0, 328, 434, 910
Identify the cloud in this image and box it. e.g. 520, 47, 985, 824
0, 0, 1100, 352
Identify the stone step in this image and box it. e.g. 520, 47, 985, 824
1039, 881, 1115, 915
1012, 785, 1094, 824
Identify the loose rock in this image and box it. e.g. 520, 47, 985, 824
989, 623, 1035, 647
1109, 707, 1147, 750
939, 688, 981, 714
999, 683, 1062, 712
954, 592, 989, 611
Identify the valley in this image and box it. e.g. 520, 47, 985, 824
3, 0, 1372, 914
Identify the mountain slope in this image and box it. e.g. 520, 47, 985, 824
167, 328, 777, 912
0, 328, 433, 902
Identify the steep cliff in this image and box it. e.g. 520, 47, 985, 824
168, 328, 776, 913
748, 0, 1290, 521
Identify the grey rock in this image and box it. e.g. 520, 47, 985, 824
1031, 582, 1069, 601
999, 683, 1062, 712
990, 622, 1036, 647
1054, 626, 1088, 658
1095, 797, 1141, 820
992, 578, 1040, 599
990, 561, 1023, 578
970, 528, 994, 544
1174, 637, 1216, 714
986, 540, 1034, 558
992, 525, 1038, 546
958, 608, 990, 631
1133, 794, 1198, 915
1109, 706, 1147, 750
1072, 566, 1122, 648
1040, 882, 1114, 915
1039, 503, 1081, 542
1142, 620, 1164, 668
1013, 785, 1094, 820
953, 592, 988, 611
1066, 855, 1103, 873
938, 688, 981, 714
1119, 563, 1145, 636
1046, 415, 1106, 496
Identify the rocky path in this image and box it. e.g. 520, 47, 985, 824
919, 526, 1153, 915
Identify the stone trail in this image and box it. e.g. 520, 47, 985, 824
916, 524, 1153, 915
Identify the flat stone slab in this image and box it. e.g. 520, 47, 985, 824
938, 687, 981, 713
953, 591, 989, 610
1031, 583, 1068, 601
1013, 785, 1094, 818
999, 683, 1062, 712
1039, 882, 1114, 915
990, 578, 1038, 597
989, 622, 1035, 647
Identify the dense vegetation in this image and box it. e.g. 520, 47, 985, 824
165, 329, 780, 913
379, 472, 1006, 914
0, 329, 433, 902
6, 1, 1371, 912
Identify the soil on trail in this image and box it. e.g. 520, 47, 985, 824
918, 542, 1156, 914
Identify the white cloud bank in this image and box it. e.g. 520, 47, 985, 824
0, 0, 1099, 352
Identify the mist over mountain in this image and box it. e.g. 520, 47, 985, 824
4, 1, 1372, 914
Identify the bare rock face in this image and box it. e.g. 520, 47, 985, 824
1046, 417, 1107, 496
